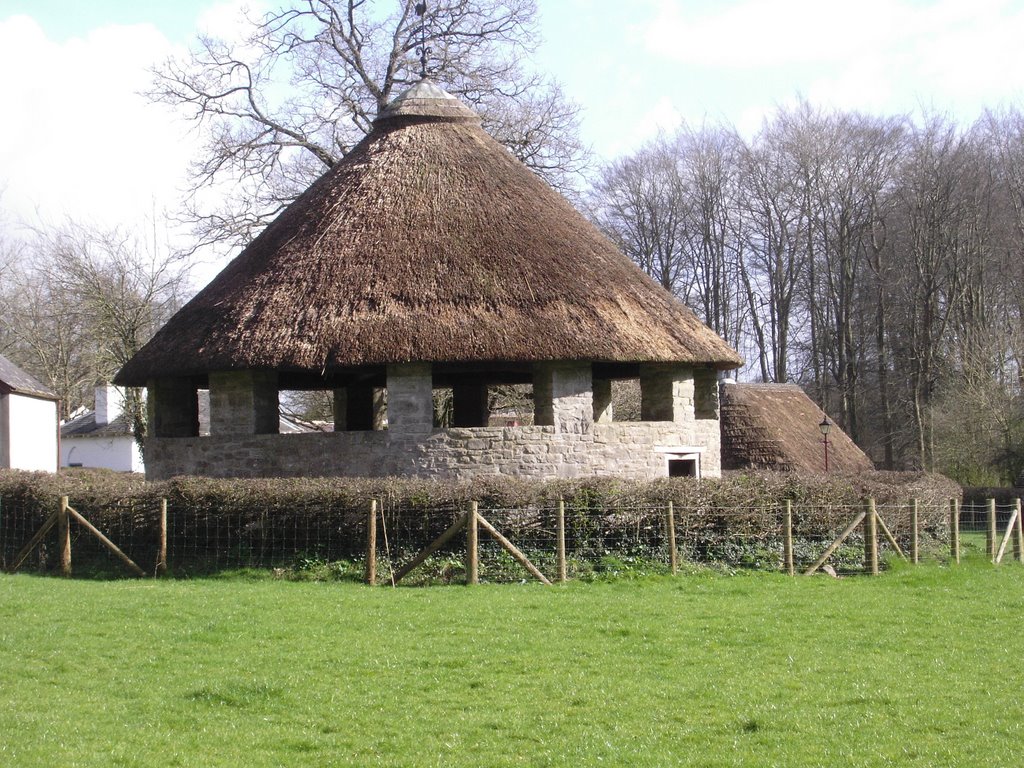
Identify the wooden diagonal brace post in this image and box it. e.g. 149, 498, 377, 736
66, 506, 146, 577
476, 513, 552, 585
58, 496, 71, 577
392, 512, 469, 584
9, 509, 60, 574
995, 505, 1020, 565
875, 509, 906, 560
804, 511, 867, 576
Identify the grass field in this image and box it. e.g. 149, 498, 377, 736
2, 560, 1023, 767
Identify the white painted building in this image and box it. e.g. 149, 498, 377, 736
61, 385, 143, 473
0, 353, 59, 473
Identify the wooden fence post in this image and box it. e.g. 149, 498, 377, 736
365, 498, 377, 586
950, 498, 960, 565
466, 501, 479, 585
556, 499, 567, 584
910, 498, 919, 565
988, 498, 997, 563
58, 495, 71, 577
666, 501, 678, 575
864, 498, 879, 575
783, 499, 794, 576
156, 498, 168, 577
1015, 498, 1024, 564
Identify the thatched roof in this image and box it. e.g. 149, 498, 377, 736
116, 80, 741, 386
0, 354, 57, 400
720, 382, 873, 473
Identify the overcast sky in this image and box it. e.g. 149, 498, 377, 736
3, 0, 1024, 285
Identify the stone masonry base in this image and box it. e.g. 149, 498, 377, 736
145, 421, 722, 481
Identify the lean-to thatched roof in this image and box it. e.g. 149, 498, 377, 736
720, 382, 873, 473
117, 81, 741, 386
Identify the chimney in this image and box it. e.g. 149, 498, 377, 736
95, 384, 125, 426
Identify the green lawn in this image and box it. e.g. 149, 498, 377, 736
2, 562, 1023, 767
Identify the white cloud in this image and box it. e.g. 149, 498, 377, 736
0, 14, 197, 233
643, 0, 1024, 122
196, 1, 267, 41
629, 97, 684, 147
645, 0, 909, 68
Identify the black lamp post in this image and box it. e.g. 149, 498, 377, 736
819, 416, 832, 472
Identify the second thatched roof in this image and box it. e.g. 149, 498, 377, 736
720, 382, 873, 473
117, 81, 741, 386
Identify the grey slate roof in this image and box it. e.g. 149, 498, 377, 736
61, 411, 134, 438
0, 353, 58, 400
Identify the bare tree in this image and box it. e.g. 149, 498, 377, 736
590, 136, 695, 297
735, 116, 810, 383
887, 116, 975, 469
1, 260, 94, 419
1, 222, 189, 435
150, 0, 587, 250
677, 124, 747, 345
584, 98, 1024, 480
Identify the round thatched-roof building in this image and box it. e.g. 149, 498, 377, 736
117, 80, 741, 481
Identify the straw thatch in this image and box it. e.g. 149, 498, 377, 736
116, 81, 740, 387
720, 382, 873, 473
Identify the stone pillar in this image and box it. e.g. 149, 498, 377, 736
694, 367, 720, 420
332, 388, 348, 431
386, 363, 433, 433
372, 388, 388, 431
209, 370, 279, 436
640, 364, 694, 423
533, 362, 593, 434
146, 378, 199, 437
453, 383, 489, 427
340, 386, 376, 431
592, 378, 613, 423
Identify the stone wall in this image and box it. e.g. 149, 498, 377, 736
145, 419, 723, 481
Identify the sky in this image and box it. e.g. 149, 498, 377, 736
3, 0, 1024, 286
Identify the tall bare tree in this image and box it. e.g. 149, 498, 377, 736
677, 125, 747, 345
585, 101, 1024, 480
150, 0, 587, 250
591, 136, 694, 298
735, 116, 811, 383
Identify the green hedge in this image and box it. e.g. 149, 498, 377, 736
0, 468, 960, 514
0, 469, 959, 578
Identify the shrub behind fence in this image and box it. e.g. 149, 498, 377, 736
0, 469, 963, 581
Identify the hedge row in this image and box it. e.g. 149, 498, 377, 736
0, 469, 960, 577
0, 467, 961, 515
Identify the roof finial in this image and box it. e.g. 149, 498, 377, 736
415, 2, 431, 79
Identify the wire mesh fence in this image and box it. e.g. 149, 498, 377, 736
0, 493, 986, 583
957, 499, 1023, 562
